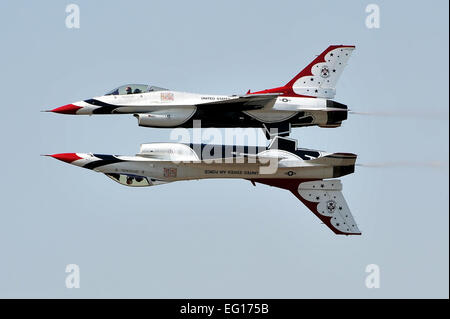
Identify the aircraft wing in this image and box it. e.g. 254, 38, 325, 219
251, 178, 361, 235
196, 94, 279, 111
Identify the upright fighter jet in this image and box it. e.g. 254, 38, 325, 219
46, 137, 360, 235
48, 45, 355, 138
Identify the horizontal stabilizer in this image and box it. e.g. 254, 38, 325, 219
307, 152, 357, 166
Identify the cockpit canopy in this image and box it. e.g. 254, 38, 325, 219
105, 84, 169, 96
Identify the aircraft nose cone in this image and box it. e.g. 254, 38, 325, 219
49, 153, 83, 163
50, 104, 82, 114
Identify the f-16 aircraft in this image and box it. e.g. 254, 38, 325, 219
46, 137, 360, 235
48, 45, 355, 138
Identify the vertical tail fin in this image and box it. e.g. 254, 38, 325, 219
251, 178, 361, 235
251, 45, 355, 98
287, 45, 355, 98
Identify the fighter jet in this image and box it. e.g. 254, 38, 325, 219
46, 137, 361, 235
48, 45, 354, 138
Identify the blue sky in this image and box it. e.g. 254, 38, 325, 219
0, 0, 448, 298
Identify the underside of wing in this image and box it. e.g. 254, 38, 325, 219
251, 178, 361, 235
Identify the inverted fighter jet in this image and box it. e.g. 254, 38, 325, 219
48, 45, 355, 138
46, 137, 360, 235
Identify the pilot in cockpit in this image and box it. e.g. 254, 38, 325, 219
125, 86, 132, 94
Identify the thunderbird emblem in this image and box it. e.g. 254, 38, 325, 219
320, 66, 330, 78
326, 200, 337, 213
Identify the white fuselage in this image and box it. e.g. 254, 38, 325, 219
70, 91, 332, 127
61, 142, 356, 187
